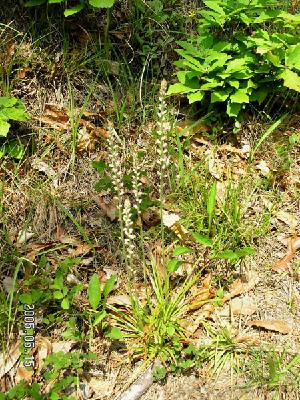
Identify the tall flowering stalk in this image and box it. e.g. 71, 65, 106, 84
106, 124, 126, 266
156, 79, 170, 192
156, 80, 171, 258
107, 124, 124, 206
122, 198, 135, 271
106, 124, 137, 273
132, 156, 143, 216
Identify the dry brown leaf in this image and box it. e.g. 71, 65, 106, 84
202, 273, 212, 289
17, 66, 30, 79
26, 243, 55, 262
52, 341, 75, 353
36, 104, 109, 142
15, 367, 33, 384
246, 319, 291, 334
141, 207, 160, 227
273, 236, 300, 271
276, 211, 298, 231
33, 337, 52, 373
222, 271, 259, 304
107, 294, 131, 306
230, 297, 257, 316
0, 342, 20, 379
256, 160, 270, 176
93, 194, 118, 221
68, 243, 93, 258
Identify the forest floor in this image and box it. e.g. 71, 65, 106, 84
1, 2, 300, 400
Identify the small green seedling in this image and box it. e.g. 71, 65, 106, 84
0, 96, 29, 159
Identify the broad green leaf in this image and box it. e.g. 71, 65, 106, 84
105, 327, 122, 340
95, 176, 113, 191
250, 88, 269, 104
53, 291, 64, 299
88, 273, 101, 310
236, 247, 255, 257
226, 102, 242, 117
61, 298, 70, 309
211, 90, 229, 103
1, 108, 29, 121
200, 80, 221, 90
19, 293, 33, 304
230, 89, 249, 104
167, 83, 200, 95
228, 80, 239, 89
4, 142, 25, 159
214, 250, 239, 260
24, 0, 46, 6
166, 325, 175, 336
187, 91, 204, 103
93, 310, 107, 326
49, 0, 64, 3
173, 246, 192, 257
225, 58, 248, 73
0, 120, 10, 137
279, 69, 300, 92
191, 233, 213, 247
266, 53, 283, 67
64, 3, 85, 17
0, 97, 18, 107
166, 259, 182, 273
285, 44, 300, 71
103, 274, 117, 302
89, 0, 115, 7
203, 1, 225, 15
92, 160, 107, 175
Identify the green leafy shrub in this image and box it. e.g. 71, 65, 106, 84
168, 0, 300, 120
0, 96, 29, 159
25, 0, 116, 17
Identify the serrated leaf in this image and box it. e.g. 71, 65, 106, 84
192, 233, 213, 247
285, 44, 300, 71
279, 69, 300, 92
187, 91, 204, 103
173, 246, 192, 257
64, 3, 85, 17
166, 259, 182, 273
230, 89, 249, 104
226, 102, 242, 117
88, 273, 101, 310
105, 326, 122, 340
0, 120, 10, 137
93, 310, 107, 326
0, 97, 18, 107
89, 0, 115, 7
103, 274, 117, 303
167, 83, 199, 95
2, 108, 29, 121
211, 90, 229, 103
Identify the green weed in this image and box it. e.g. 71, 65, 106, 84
168, 0, 300, 122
